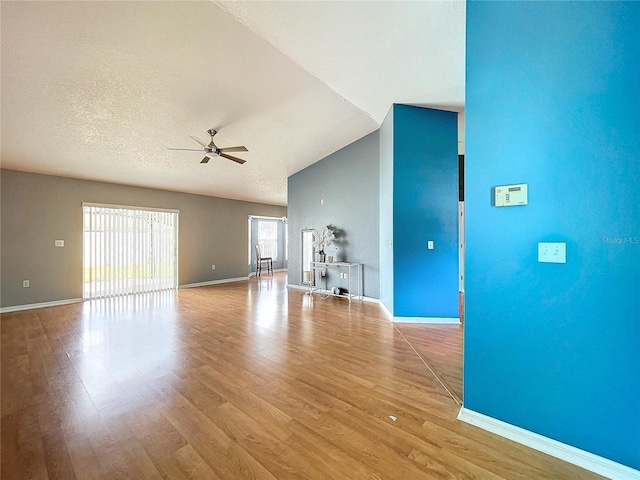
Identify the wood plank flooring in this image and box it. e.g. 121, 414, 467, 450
394, 324, 463, 403
1, 273, 604, 479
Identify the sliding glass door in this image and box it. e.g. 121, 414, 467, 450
83, 203, 179, 299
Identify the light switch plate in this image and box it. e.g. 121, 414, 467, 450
538, 242, 566, 263
55, 240, 64, 247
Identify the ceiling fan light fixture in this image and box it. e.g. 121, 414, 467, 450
169, 128, 248, 165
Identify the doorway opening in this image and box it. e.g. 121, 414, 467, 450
248, 215, 287, 276
459, 153, 465, 322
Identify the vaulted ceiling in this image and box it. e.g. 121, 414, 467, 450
1, 1, 465, 206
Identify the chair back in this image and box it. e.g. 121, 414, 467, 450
255, 244, 262, 261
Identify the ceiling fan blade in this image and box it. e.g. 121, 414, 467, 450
218, 146, 248, 153
168, 148, 203, 152
200, 156, 210, 164
189, 135, 208, 147
220, 153, 246, 165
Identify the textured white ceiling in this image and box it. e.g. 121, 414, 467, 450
218, 1, 466, 123
1, 1, 465, 206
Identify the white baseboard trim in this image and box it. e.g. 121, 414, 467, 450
376, 301, 459, 324
360, 295, 379, 304
393, 316, 461, 324
286, 284, 308, 292
379, 301, 393, 321
458, 407, 640, 480
179, 277, 249, 289
0, 298, 83, 314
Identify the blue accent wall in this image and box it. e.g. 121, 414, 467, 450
465, 1, 640, 469
393, 105, 459, 318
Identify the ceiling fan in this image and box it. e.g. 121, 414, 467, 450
168, 129, 248, 164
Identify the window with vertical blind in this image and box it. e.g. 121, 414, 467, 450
83, 203, 179, 299
257, 219, 278, 260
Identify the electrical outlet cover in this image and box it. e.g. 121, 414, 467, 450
538, 242, 567, 263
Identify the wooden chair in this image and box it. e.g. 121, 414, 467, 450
255, 244, 273, 276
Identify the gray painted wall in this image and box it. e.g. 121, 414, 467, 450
287, 131, 380, 298
0, 169, 286, 308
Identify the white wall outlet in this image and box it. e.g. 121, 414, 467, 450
23, 280, 29, 288
427, 241, 434, 250
320, 198, 324, 205
388, 240, 392, 248
211, 264, 216, 270
55, 240, 64, 247
538, 242, 567, 263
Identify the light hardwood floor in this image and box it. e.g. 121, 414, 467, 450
1, 273, 604, 479
394, 324, 463, 404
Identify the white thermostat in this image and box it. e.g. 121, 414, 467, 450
494, 183, 528, 207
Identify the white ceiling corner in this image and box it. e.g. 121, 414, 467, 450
1, 1, 465, 205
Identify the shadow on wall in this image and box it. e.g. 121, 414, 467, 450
328, 224, 348, 260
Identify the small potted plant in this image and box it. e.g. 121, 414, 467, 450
313, 225, 335, 262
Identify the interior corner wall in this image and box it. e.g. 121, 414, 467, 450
465, 1, 639, 470
379, 107, 395, 314
393, 105, 459, 319
0, 170, 286, 308
287, 131, 380, 299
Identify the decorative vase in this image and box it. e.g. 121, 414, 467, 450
319, 251, 326, 262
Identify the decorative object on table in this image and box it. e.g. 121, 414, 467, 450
303, 270, 312, 284
313, 225, 336, 263
327, 255, 334, 263
329, 226, 347, 262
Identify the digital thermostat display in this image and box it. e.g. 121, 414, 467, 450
494, 183, 528, 207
